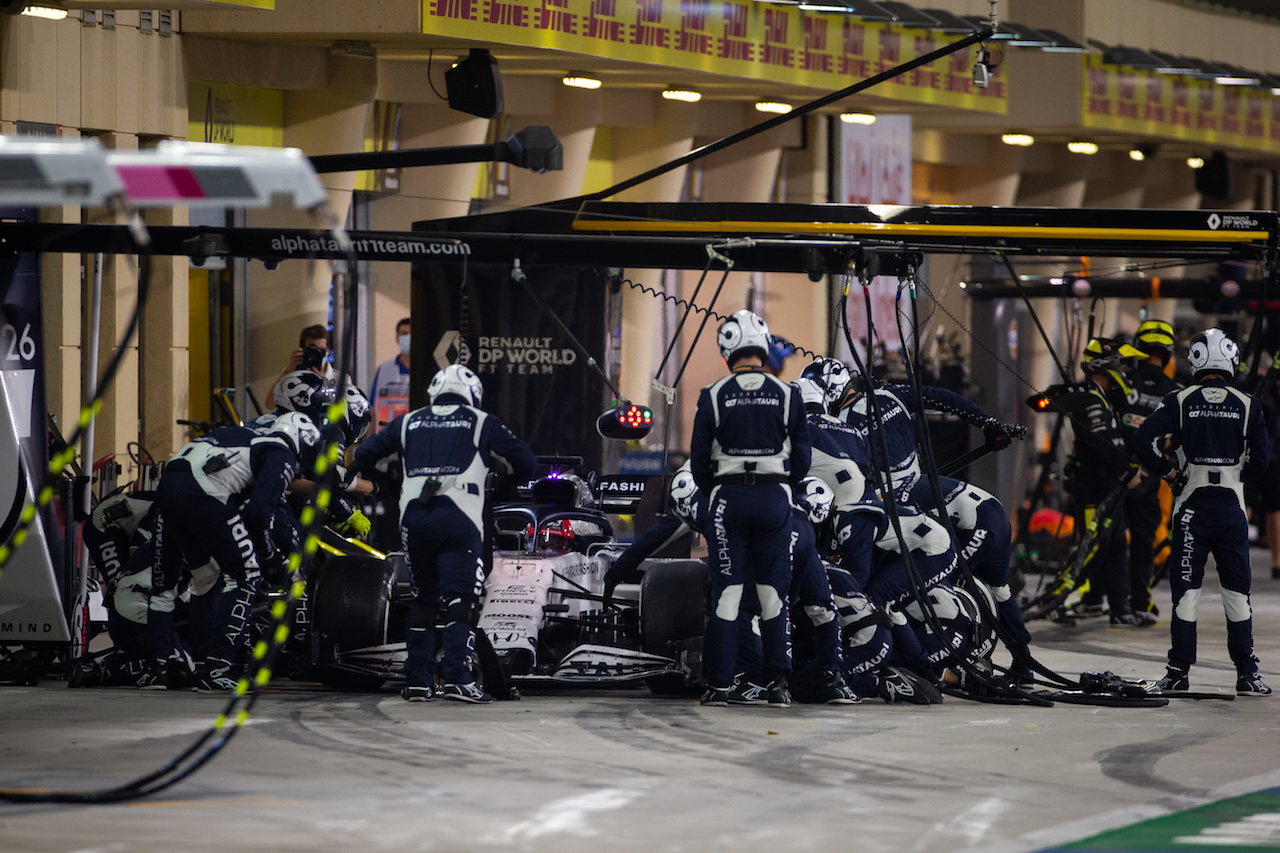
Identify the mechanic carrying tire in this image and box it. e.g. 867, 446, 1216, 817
355, 364, 536, 704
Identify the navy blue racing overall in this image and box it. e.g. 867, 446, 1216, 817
1134, 377, 1270, 677
691, 366, 810, 691
356, 394, 535, 689
150, 427, 300, 666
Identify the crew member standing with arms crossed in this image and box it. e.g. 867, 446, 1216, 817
1134, 329, 1272, 695
691, 310, 811, 707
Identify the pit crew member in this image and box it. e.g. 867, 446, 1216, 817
356, 363, 536, 703
690, 310, 811, 708
141, 412, 319, 690
1134, 329, 1272, 695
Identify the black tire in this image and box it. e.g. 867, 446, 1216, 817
311, 554, 395, 690
639, 560, 706, 695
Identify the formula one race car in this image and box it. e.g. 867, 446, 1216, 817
309, 468, 707, 697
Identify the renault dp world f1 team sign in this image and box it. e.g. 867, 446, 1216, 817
414, 261, 608, 474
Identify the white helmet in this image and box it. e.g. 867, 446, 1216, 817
276, 370, 336, 423
669, 464, 700, 521
795, 377, 828, 410
799, 358, 853, 409
428, 364, 484, 406
270, 411, 322, 460
717, 309, 771, 366
1188, 328, 1239, 378
795, 476, 834, 524
339, 385, 372, 442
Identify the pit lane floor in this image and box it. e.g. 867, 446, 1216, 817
3, 567, 1280, 853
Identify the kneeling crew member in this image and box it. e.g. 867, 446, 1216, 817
356, 364, 535, 703
1134, 329, 1272, 695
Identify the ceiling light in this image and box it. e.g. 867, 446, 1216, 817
755, 101, 792, 114
20, 4, 67, 18
797, 0, 895, 19
1188, 156, 1205, 169
1129, 148, 1145, 161
840, 112, 876, 124
876, 2, 940, 28
1067, 141, 1098, 155
1036, 28, 1089, 53
1001, 133, 1034, 147
1101, 45, 1166, 69
662, 88, 701, 103
1001, 24, 1057, 48
563, 74, 601, 90
915, 8, 974, 34
1149, 50, 1199, 74
330, 40, 376, 59
1215, 75, 1259, 86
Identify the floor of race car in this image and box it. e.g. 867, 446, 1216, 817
4, 559, 1280, 853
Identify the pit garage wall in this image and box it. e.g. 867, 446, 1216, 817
0, 11, 189, 476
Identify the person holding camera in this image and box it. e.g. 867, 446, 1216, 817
266, 325, 335, 411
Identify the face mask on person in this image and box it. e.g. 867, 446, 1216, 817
398, 334, 411, 355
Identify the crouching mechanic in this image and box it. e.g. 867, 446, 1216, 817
142, 412, 320, 690
1134, 329, 1272, 695
356, 364, 536, 703
691, 310, 811, 708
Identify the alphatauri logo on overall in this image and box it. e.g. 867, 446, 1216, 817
1179, 508, 1197, 584
713, 499, 731, 575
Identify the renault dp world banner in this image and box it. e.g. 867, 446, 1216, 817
422, 0, 1006, 113
412, 262, 608, 474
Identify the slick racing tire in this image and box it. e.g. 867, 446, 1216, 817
639, 560, 706, 696
311, 554, 394, 691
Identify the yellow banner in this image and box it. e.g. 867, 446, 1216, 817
1082, 55, 1275, 153
187, 79, 284, 148
422, 0, 1006, 114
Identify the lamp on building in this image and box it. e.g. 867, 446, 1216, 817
330, 40, 376, 59
841, 112, 877, 124
1036, 29, 1089, 53
1148, 50, 1201, 75
876, 2, 940, 28
20, 5, 65, 18
1001, 132, 1034, 147
793, 0, 895, 18
1187, 156, 1205, 169
1213, 64, 1260, 86
918, 8, 977, 34
662, 88, 702, 103
1099, 44, 1168, 70
2, 1, 68, 19
755, 101, 793, 114
1067, 141, 1098, 155
562, 74, 602, 90
1129, 144, 1157, 162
